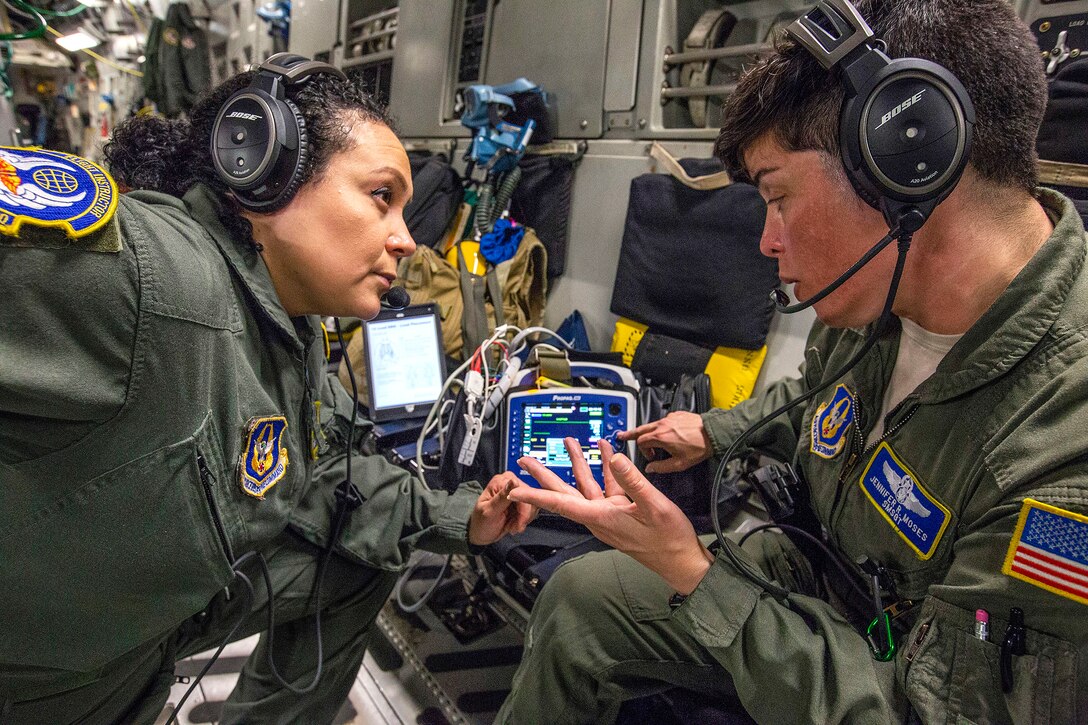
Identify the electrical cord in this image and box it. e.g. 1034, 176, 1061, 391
709, 229, 912, 603
0, 0, 46, 40
166, 553, 259, 725
20, 0, 85, 17
394, 552, 452, 613
737, 523, 872, 604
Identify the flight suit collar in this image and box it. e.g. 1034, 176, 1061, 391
183, 184, 307, 352
902, 188, 1085, 405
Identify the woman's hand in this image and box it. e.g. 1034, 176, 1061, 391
468, 472, 538, 546
618, 410, 712, 474
507, 438, 714, 595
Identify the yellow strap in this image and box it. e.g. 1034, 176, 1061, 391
611, 317, 766, 409
704, 345, 767, 409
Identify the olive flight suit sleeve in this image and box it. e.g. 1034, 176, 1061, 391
0, 232, 138, 464
700, 373, 808, 464
675, 346, 1087, 721
288, 371, 482, 573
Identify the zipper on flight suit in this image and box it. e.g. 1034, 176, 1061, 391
904, 621, 931, 662
300, 335, 320, 461
837, 394, 867, 487
197, 451, 235, 562
862, 403, 919, 460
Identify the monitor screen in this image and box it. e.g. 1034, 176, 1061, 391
518, 402, 605, 469
505, 389, 636, 488
362, 304, 445, 421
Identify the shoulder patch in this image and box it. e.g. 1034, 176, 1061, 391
239, 416, 289, 498
810, 383, 855, 459
1003, 498, 1088, 606
0, 146, 119, 250
858, 442, 950, 559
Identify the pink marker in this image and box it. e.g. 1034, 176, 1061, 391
974, 609, 989, 641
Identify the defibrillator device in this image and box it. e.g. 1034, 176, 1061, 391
504, 388, 636, 489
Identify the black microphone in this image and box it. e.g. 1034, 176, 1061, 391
380, 286, 411, 310
772, 227, 900, 314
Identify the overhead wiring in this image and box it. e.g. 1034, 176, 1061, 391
20, 0, 85, 18
45, 25, 144, 77
0, 0, 47, 40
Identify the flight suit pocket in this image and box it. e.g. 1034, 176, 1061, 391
948, 627, 1076, 725
903, 609, 1077, 724
0, 413, 236, 671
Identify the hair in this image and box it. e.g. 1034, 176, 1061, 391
105, 69, 394, 241
715, 0, 1048, 194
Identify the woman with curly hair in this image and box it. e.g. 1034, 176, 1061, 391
0, 55, 533, 725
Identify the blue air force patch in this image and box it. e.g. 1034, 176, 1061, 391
859, 443, 950, 560
0, 146, 117, 239
810, 384, 856, 459
240, 416, 289, 498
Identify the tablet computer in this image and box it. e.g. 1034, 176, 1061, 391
361, 303, 446, 422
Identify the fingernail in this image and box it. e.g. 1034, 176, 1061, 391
610, 455, 631, 473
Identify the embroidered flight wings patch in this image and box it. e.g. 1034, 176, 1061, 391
240, 416, 289, 498
1003, 498, 1088, 606
0, 146, 118, 239
859, 442, 950, 560
810, 384, 855, 459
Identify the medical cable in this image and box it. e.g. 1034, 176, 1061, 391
709, 228, 912, 603
394, 552, 452, 614
166, 553, 259, 724
736, 523, 872, 605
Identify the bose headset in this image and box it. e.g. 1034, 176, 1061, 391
211, 52, 347, 213
772, 0, 975, 314
709, 0, 975, 628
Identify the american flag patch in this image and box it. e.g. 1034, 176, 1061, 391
1002, 498, 1088, 606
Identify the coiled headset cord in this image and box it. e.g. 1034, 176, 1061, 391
709, 228, 912, 604
168, 318, 363, 722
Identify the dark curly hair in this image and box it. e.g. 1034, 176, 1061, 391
105, 69, 394, 243
716, 0, 1047, 194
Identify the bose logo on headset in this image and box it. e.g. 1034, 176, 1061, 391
875, 89, 925, 130
211, 53, 347, 212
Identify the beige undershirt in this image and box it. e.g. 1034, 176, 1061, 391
869, 318, 963, 440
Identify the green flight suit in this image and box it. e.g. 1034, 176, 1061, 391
499, 189, 1088, 724
0, 184, 482, 724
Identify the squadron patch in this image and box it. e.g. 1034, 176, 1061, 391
0, 146, 118, 239
810, 384, 856, 459
240, 416, 289, 498
859, 442, 950, 560
1003, 498, 1088, 606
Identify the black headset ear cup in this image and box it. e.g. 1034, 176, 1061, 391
231, 97, 308, 213
262, 97, 309, 213
213, 57, 345, 213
